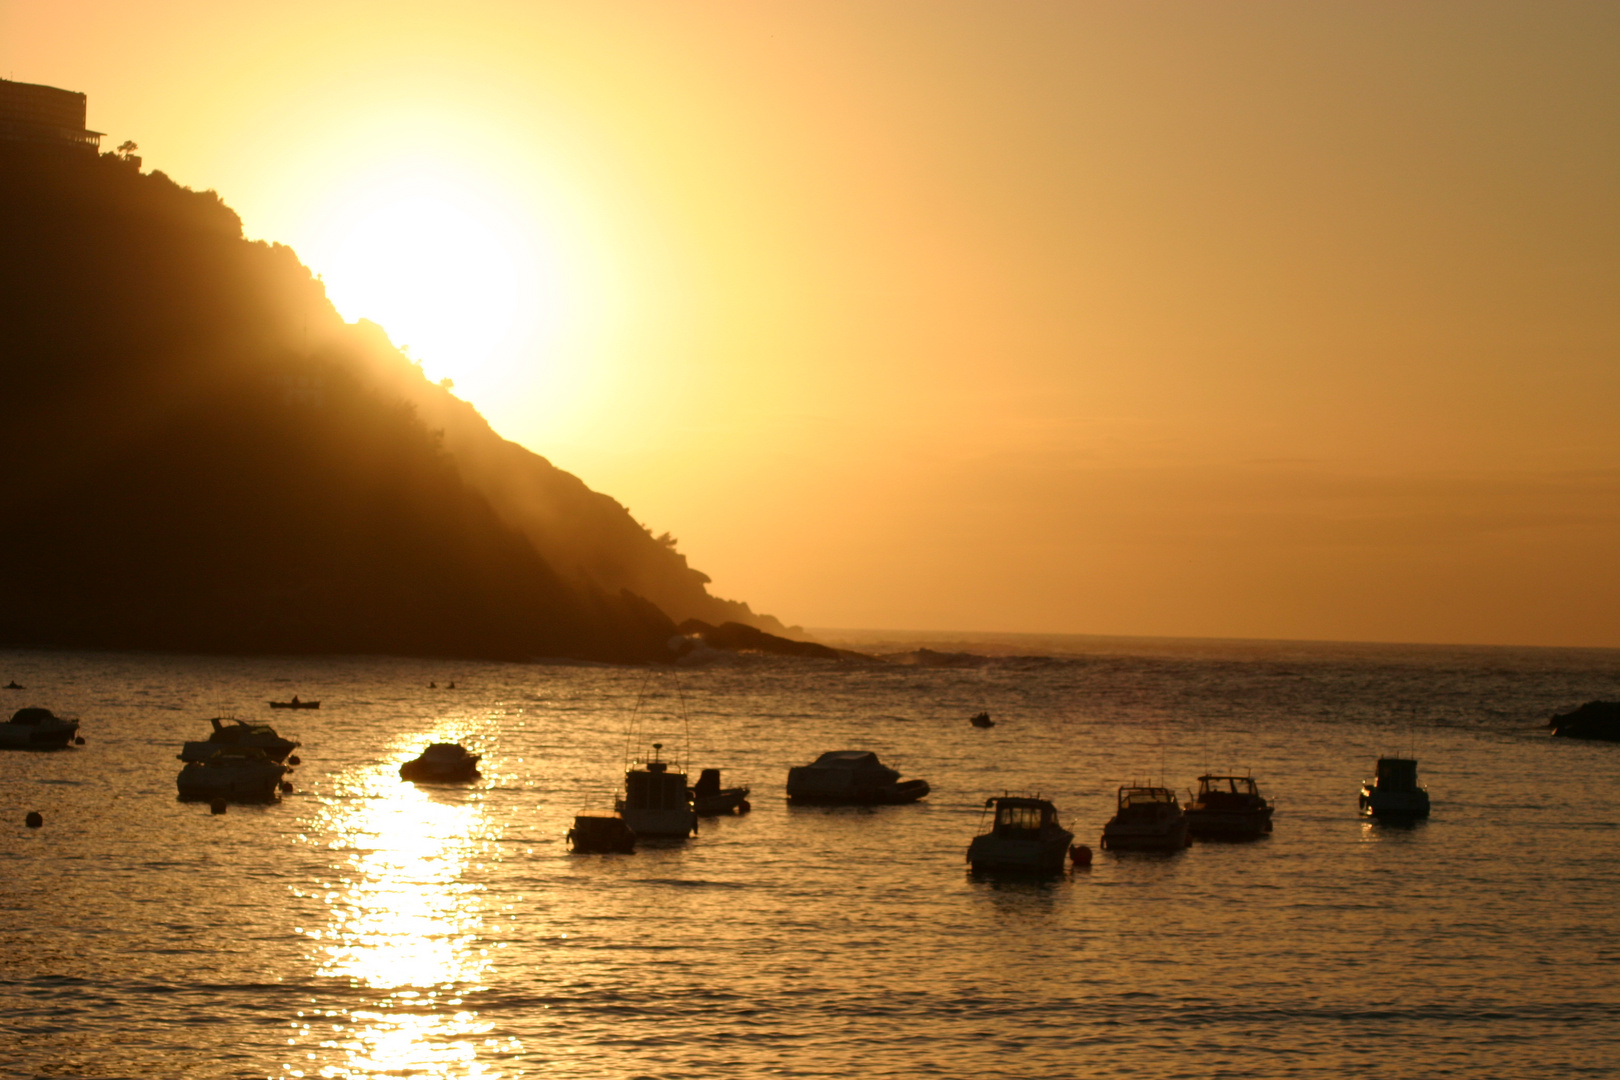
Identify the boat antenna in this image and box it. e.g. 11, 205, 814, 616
673, 671, 692, 775
622, 670, 655, 773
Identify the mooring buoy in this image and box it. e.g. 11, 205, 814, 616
25, 811, 43, 829
210, 799, 228, 815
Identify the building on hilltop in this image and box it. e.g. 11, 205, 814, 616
0, 79, 102, 152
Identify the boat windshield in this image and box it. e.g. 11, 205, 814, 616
1121, 788, 1175, 808
995, 803, 1047, 832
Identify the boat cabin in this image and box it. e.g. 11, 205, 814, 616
984, 796, 1060, 838
1118, 785, 1178, 809
1373, 757, 1420, 792
1193, 774, 1262, 808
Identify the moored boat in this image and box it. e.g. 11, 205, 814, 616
967, 794, 1074, 874
0, 707, 80, 749
617, 743, 697, 837
268, 696, 319, 709
567, 815, 637, 853
1101, 785, 1189, 851
179, 716, 300, 763
690, 768, 751, 815
400, 742, 482, 783
176, 747, 289, 803
1184, 774, 1274, 838
1359, 757, 1430, 818
785, 750, 930, 805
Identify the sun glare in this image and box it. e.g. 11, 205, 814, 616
303, 168, 568, 396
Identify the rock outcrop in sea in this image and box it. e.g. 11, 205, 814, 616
1548, 701, 1620, 742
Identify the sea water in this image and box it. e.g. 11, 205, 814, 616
2, 635, 1618, 1079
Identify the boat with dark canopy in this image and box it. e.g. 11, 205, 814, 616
1184, 774, 1274, 838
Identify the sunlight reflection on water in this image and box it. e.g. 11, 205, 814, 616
292, 748, 499, 1078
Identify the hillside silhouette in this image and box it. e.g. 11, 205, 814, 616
0, 144, 783, 661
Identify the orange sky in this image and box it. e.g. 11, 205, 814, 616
5, 1, 1618, 645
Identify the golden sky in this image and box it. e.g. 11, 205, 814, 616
5, 1, 1618, 645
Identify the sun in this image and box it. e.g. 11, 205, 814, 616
303, 167, 564, 393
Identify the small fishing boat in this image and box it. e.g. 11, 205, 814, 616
1359, 757, 1430, 818
969, 711, 995, 728
179, 716, 300, 763
567, 815, 637, 853
1101, 785, 1189, 851
1184, 774, 1274, 838
967, 795, 1074, 874
690, 768, 751, 815
0, 707, 80, 749
268, 696, 319, 710
176, 747, 290, 803
4, 680, 22, 690
399, 742, 482, 783
617, 743, 697, 837
786, 750, 930, 805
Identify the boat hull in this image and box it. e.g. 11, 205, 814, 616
1185, 808, 1273, 838
568, 815, 636, 853
617, 805, 696, 837
967, 830, 1074, 874
1101, 818, 1189, 851
693, 788, 751, 815
786, 777, 930, 805
400, 761, 481, 783
0, 722, 78, 749
1360, 786, 1430, 818
176, 767, 286, 803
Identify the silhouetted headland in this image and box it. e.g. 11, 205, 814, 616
0, 127, 791, 662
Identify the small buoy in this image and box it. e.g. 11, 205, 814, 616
428, 681, 437, 688
447, 681, 456, 689
279, 781, 294, 794
1070, 843, 1092, 867
25, 811, 43, 829
210, 799, 228, 815
74, 735, 85, 745
287, 754, 301, 766
737, 799, 752, 814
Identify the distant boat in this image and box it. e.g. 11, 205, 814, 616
3, 681, 22, 690
400, 742, 482, 783
0, 707, 79, 749
617, 743, 697, 837
969, 711, 995, 728
967, 794, 1074, 874
568, 815, 636, 853
179, 717, 300, 763
1359, 757, 1430, 818
1184, 774, 1274, 838
1101, 784, 1189, 851
786, 750, 930, 805
176, 747, 289, 803
690, 767, 751, 816
268, 696, 319, 710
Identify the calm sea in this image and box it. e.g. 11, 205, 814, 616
3, 635, 1619, 1079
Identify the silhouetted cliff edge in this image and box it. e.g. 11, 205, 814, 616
0, 145, 781, 661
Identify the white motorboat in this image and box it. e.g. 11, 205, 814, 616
1101, 785, 1189, 851
1359, 757, 1430, 818
179, 716, 300, 763
1184, 774, 1274, 838
176, 746, 290, 803
400, 742, 481, 783
785, 750, 930, 805
967, 795, 1074, 874
617, 743, 697, 838
0, 707, 79, 749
